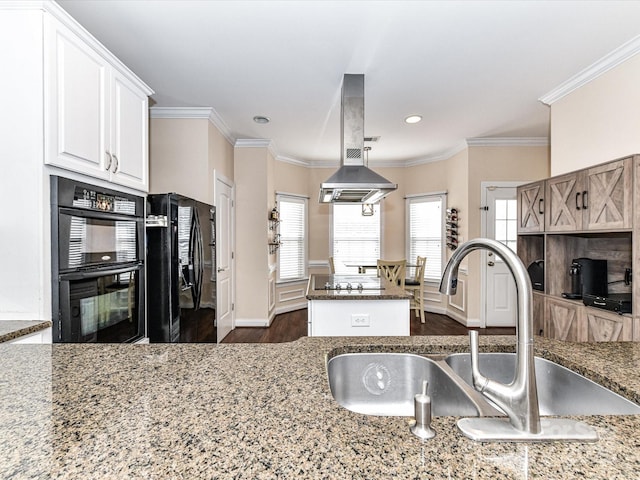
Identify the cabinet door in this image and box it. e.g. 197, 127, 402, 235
585, 308, 632, 342
544, 297, 586, 341
584, 158, 632, 230
545, 172, 583, 232
45, 19, 110, 179
517, 181, 545, 233
110, 71, 149, 191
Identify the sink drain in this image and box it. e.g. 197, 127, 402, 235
362, 363, 391, 395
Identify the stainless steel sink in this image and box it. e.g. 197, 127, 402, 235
327, 352, 640, 419
445, 353, 640, 416
326, 353, 484, 416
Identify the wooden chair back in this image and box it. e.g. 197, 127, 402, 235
377, 259, 406, 288
412, 256, 426, 284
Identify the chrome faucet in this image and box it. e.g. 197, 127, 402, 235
439, 238, 598, 442
440, 238, 541, 434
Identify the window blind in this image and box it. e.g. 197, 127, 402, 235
278, 195, 307, 281
332, 204, 380, 274
407, 195, 445, 281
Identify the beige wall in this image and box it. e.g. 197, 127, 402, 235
208, 121, 234, 188
234, 146, 271, 323
377, 167, 406, 259
550, 54, 640, 175
307, 168, 333, 268
150, 117, 234, 204
149, 118, 209, 201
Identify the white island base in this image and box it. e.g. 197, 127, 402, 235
307, 298, 410, 336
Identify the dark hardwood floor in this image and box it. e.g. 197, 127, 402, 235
222, 309, 515, 343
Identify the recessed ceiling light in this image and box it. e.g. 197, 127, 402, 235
405, 115, 422, 124
253, 115, 270, 124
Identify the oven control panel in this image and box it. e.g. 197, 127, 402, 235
71, 186, 137, 215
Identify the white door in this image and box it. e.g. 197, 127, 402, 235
483, 185, 518, 327
215, 172, 235, 342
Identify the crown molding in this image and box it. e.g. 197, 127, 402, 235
150, 106, 212, 119
403, 141, 469, 167
539, 34, 640, 105
234, 138, 281, 159
149, 109, 548, 168
234, 138, 271, 148
466, 137, 549, 147
275, 155, 311, 167
149, 106, 234, 144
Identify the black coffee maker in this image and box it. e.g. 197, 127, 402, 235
563, 258, 608, 299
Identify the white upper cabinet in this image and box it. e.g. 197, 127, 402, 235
44, 11, 152, 191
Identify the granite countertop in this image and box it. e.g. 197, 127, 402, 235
0, 320, 51, 343
2, 335, 640, 479
306, 274, 410, 300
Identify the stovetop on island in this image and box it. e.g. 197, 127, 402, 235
312, 274, 385, 291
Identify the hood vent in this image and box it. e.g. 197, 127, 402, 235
319, 74, 397, 203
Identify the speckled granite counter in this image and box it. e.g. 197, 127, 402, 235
2, 336, 640, 479
0, 320, 51, 343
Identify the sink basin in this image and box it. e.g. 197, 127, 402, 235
326, 353, 481, 416
445, 353, 640, 416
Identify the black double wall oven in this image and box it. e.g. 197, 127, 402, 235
51, 176, 145, 343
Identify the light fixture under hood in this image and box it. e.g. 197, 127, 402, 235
319, 74, 397, 203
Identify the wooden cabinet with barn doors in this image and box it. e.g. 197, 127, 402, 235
44, 14, 153, 191
544, 296, 633, 342
517, 154, 638, 342
517, 180, 545, 233
545, 157, 632, 232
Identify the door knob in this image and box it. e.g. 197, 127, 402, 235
488, 261, 495, 267
217, 267, 227, 272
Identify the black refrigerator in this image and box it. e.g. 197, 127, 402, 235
146, 194, 216, 343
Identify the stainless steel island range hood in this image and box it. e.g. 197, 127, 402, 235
319, 74, 397, 203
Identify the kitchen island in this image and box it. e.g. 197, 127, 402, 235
306, 274, 410, 336
2, 336, 640, 479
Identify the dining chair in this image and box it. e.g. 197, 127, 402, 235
405, 256, 426, 323
328, 256, 335, 274
376, 259, 406, 288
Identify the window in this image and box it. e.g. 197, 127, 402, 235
494, 198, 517, 253
277, 194, 307, 281
406, 194, 446, 281
332, 204, 380, 274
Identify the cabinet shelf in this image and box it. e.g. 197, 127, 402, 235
517, 154, 638, 342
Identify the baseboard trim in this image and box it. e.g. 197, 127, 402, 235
235, 318, 271, 327
275, 302, 308, 316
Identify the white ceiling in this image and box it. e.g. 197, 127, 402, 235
57, 0, 640, 166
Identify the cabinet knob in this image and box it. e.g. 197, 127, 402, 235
488, 261, 495, 267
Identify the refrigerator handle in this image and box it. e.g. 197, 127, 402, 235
196, 223, 204, 310
188, 210, 198, 304
191, 208, 204, 310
